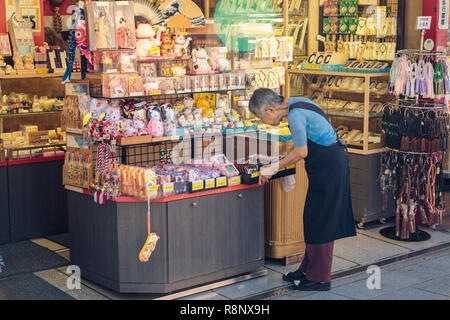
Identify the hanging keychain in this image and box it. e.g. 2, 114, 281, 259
138, 185, 160, 262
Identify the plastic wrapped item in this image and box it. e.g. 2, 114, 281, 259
191, 75, 201, 92
200, 74, 209, 91
87, 1, 116, 50
160, 103, 177, 136
281, 175, 296, 192
128, 75, 144, 97
161, 78, 176, 94
143, 77, 163, 95
146, 104, 164, 137
93, 51, 119, 73
102, 74, 128, 98
114, 1, 136, 49
138, 62, 158, 80
175, 76, 187, 93
119, 51, 137, 73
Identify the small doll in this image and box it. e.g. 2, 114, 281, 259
95, 11, 109, 49
146, 104, 164, 137
160, 103, 177, 136
160, 32, 174, 57
23, 53, 34, 70
117, 17, 131, 49
13, 52, 24, 70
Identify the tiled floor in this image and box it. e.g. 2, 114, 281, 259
2, 222, 450, 300
265, 247, 450, 300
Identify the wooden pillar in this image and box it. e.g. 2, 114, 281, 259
404, 0, 423, 49
308, 0, 319, 55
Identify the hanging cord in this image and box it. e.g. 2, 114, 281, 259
426, 156, 437, 225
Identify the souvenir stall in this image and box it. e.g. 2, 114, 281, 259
0, 0, 74, 244
63, 0, 300, 293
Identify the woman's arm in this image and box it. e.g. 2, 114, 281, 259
259, 145, 308, 184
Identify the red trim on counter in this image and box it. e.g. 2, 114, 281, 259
8, 155, 65, 166
82, 184, 263, 203
0, 161, 7, 167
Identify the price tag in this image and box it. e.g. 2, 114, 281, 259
162, 183, 174, 192
251, 172, 260, 178
149, 185, 159, 191
216, 177, 228, 187
149, 90, 162, 95
305, 64, 322, 70
416, 16, 432, 30
286, 164, 296, 170
205, 179, 215, 189
191, 180, 204, 191
278, 167, 285, 172
317, 35, 326, 43
229, 176, 241, 185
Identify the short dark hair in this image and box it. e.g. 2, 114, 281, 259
249, 88, 284, 116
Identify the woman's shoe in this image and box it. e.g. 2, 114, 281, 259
292, 279, 331, 291
282, 270, 306, 283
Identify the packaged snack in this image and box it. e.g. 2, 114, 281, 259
114, 1, 136, 49
128, 75, 144, 96
102, 74, 128, 98
119, 51, 137, 73
139, 233, 160, 262
161, 78, 176, 94
87, 1, 116, 50
133, 101, 147, 121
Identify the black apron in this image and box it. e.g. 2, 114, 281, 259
289, 102, 357, 244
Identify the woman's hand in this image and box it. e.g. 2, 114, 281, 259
258, 164, 279, 184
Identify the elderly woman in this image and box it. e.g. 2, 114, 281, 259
249, 88, 356, 291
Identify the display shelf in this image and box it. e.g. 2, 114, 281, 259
0, 111, 62, 118
90, 88, 246, 100
325, 111, 383, 119
0, 73, 80, 80
289, 70, 391, 78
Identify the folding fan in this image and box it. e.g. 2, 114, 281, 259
134, 0, 164, 25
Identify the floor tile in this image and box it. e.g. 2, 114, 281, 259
357, 224, 450, 251
0, 273, 74, 300
371, 287, 447, 300
412, 275, 450, 297
31, 238, 67, 252
56, 250, 70, 261
34, 269, 108, 300
178, 290, 230, 300
288, 289, 321, 299
331, 270, 427, 300
414, 255, 450, 275
381, 264, 440, 282
264, 260, 299, 275
334, 233, 411, 265
331, 256, 359, 273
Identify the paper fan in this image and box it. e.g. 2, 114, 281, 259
158, 0, 205, 26
134, 0, 164, 25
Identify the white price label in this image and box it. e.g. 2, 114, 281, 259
416, 16, 432, 30
317, 35, 326, 43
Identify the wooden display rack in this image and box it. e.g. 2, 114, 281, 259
289, 69, 391, 155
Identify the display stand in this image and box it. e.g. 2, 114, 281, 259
0, 161, 9, 244
379, 49, 448, 241
67, 184, 264, 294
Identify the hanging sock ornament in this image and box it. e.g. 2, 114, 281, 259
138, 185, 160, 262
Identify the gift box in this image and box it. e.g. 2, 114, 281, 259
102, 74, 129, 98
93, 51, 119, 73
